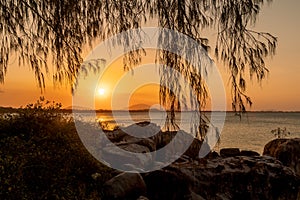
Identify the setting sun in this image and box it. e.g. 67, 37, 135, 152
98, 88, 105, 96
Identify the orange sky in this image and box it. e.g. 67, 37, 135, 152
0, 0, 300, 111
95, 57, 161, 110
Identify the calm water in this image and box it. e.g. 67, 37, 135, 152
77, 111, 300, 154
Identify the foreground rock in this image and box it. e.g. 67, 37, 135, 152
240, 150, 260, 157
263, 138, 300, 176
220, 148, 241, 157
220, 148, 260, 157
103, 173, 146, 200
101, 123, 300, 199
102, 156, 299, 200
102, 122, 203, 170
146, 156, 299, 200
151, 130, 203, 160
101, 144, 152, 171
143, 167, 192, 200
143, 167, 206, 200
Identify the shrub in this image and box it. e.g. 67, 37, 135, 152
271, 127, 290, 139
0, 97, 115, 199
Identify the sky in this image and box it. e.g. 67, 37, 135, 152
0, 0, 299, 111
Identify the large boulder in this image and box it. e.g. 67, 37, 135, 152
142, 167, 193, 200
143, 167, 207, 200
123, 122, 161, 138
101, 124, 300, 199
105, 122, 204, 162
105, 129, 128, 143
240, 150, 260, 157
263, 138, 300, 176
121, 135, 157, 151
102, 155, 299, 200
220, 148, 241, 157
104, 121, 160, 143
136, 196, 149, 200
101, 143, 152, 171
148, 156, 300, 200
103, 172, 146, 200
204, 151, 220, 159
151, 130, 203, 160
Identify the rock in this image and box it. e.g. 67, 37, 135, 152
205, 151, 220, 159
103, 172, 146, 200
263, 138, 300, 176
136, 196, 149, 200
144, 156, 299, 200
122, 135, 156, 151
176, 156, 300, 200
220, 148, 241, 157
102, 122, 205, 169
263, 139, 289, 155
137, 138, 157, 152
119, 143, 150, 153
151, 131, 176, 149
105, 129, 127, 143
151, 161, 166, 169
190, 191, 205, 200
109, 122, 205, 161
105, 122, 159, 144
143, 167, 192, 200
91, 172, 101, 181
102, 124, 300, 199
240, 150, 260, 157
122, 164, 146, 173
101, 144, 152, 171
123, 122, 161, 138
142, 155, 299, 199
183, 137, 203, 159
175, 155, 191, 164
151, 130, 203, 160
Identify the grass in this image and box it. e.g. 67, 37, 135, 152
0, 97, 115, 199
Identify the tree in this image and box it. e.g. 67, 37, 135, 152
0, 0, 277, 139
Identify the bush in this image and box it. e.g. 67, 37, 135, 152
0, 97, 115, 199
271, 127, 290, 139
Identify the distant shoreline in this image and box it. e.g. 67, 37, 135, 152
1, 106, 300, 114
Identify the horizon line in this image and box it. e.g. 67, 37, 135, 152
1, 106, 300, 113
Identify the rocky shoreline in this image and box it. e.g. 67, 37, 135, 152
99, 122, 300, 200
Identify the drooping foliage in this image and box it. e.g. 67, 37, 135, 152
0, 0, 276, 139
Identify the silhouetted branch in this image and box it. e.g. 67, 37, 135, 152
0, 0, 276, 138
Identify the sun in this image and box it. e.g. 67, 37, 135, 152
98, 88, 105, 96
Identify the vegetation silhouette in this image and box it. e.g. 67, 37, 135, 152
271, 127, 291, 139
0, 97, 115, 199
0, 0, 277, 138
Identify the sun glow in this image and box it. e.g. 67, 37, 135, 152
98, 88, 105, 96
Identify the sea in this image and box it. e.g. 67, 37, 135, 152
75, 111, 300, 154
